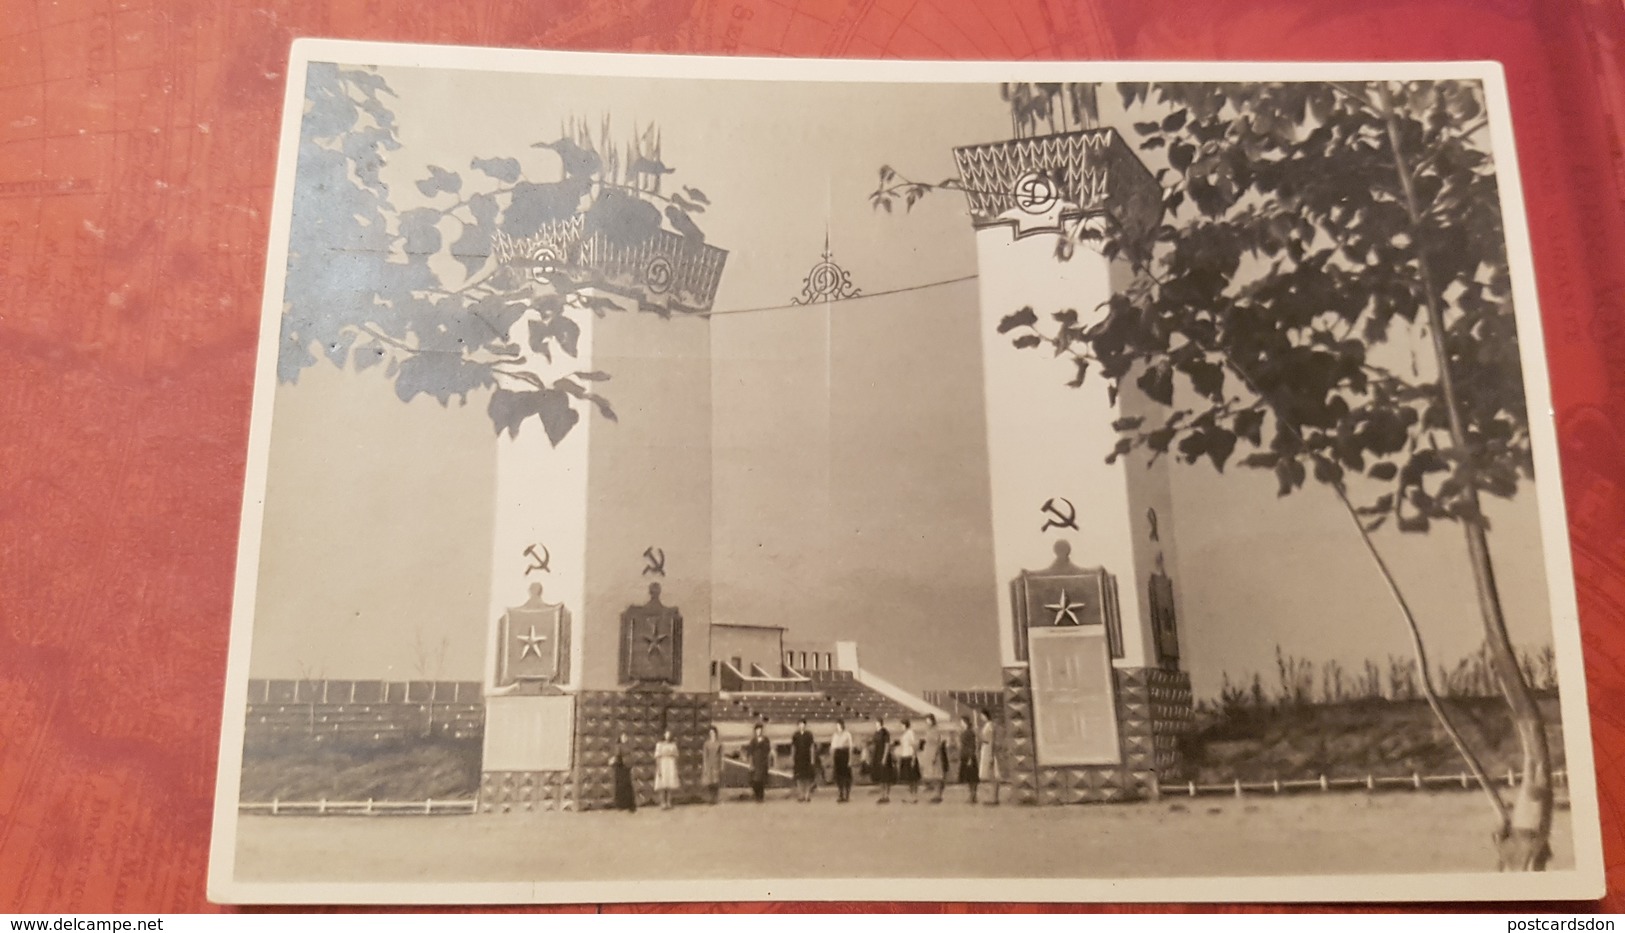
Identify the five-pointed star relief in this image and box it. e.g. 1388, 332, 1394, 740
517, 625, 549, 659
1045, 590, 1086, 626
642, 627, 669, 657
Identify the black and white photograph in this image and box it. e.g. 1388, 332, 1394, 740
208, 41, 1604, 904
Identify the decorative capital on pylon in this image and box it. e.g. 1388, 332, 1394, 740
952, 128, 1162, 246
488, 214, 727, 316
576, 228, 728, 316
491, 216, 587, 278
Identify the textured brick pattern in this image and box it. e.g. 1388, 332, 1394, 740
1035, 765, 1137, 805
1003, 665, 1194, 805
1146, 667, 1195, 778
479, 770, 573, 813
574, 691, 713, 810
1116, 667, 1157, 776
1001, 667, 1038, 805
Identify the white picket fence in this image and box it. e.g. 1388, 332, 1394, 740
238, 768, 1570, 816
239, 798, 477, 816
1165, 768, 1569, 798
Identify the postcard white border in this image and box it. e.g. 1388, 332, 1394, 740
208, 37, 1606, 905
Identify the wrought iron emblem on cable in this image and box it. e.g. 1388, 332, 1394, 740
791, 230, 861, 305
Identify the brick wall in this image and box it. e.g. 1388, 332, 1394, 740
574, 691, 713, 810
1002, 665, 1194, 806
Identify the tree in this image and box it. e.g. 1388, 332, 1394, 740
278, 64, 714, 444
875, 79, 1553, 869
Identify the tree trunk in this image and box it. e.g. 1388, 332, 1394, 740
1464, 521, 1554, 870
1374, 80, 1555, 870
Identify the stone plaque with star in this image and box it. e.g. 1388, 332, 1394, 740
496, 583, 571, 689
618, 583, 684, 687
1009, 540, 1124, 662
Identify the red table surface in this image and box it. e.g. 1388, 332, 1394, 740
2, 0, 1623, 914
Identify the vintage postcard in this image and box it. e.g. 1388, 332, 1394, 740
209, 39, 1605, 903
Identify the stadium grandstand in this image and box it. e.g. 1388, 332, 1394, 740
706, 623, 951, 765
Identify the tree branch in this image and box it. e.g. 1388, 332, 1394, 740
1218, 348, 1510, 829
1324, 81, 1383, 118
492, 367, 546, 389
592, 179, 687, 209
1105, 237, 1510, 826
359, 323, 417, 355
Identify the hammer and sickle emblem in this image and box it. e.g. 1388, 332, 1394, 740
524, 543, 551, 575
642, 546, 667, 577
1040, 497, 1079, 533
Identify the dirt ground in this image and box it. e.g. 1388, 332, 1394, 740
232, 786, 1574, 884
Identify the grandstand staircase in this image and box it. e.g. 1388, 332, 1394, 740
713, 666, 932, 725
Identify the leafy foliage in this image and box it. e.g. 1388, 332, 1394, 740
879, 80, 1527, 534
279, 66, 711, 445
999, 83, 1101, 137
874, 81, 1552, 859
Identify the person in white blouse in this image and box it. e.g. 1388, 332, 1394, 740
896, 718, 921, 803
829, 719, 855, 803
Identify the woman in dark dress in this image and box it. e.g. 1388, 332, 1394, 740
869, 716, 893, 804
958, 713, 980, 803
790, 718, 818, 803
611, 731, 637, 812
745, 722, 773, 802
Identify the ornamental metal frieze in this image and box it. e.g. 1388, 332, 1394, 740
791, 233, 861, 305
576, 228, 728, 315
491, 216, 587, 278
490, 218, 727, 315
953, 128, 1162, 244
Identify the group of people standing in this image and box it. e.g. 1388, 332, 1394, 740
864, 711, 1003, 805
605, 710, 1004, 812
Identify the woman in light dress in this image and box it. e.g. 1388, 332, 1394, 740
977, 709, 1002, 806
653, 728, 680, 810
919, 713, 949, 803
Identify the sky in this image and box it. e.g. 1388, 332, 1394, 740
247, 63, 1566, 699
